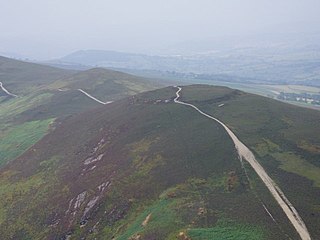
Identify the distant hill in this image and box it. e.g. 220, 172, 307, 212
0, 56, 75, 94
17, 67, 164, 122
61, 50, 146, 66
53, 49, 320, 87
40, 61, 91, 71
57, 49, 178, 71
53, 67, 163, 100
0, 85, 319, 239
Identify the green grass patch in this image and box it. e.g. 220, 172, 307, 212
187, 219, 265, 240
253, 139, 281, 157
0, 118, 54, 165
117, 198, 179, 240
0, 158, 60, 239
298, 140, 320, 154
272, 152, 320, 187
0, 92, 53, 122
0, 171, 45, 226
253, 139, 320, 187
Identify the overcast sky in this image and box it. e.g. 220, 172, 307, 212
1, 0, 320, 59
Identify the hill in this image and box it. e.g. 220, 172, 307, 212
9, 67, 164, 123
0, 56, 75, 95
0, 85, 319, 239
48, 67, 163, 101
0, 58, 163, 166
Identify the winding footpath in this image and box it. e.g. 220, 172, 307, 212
0, 83, 109, 105
77, 89, 113, 105
174, 86, 311, 240
0, 81, 18, 97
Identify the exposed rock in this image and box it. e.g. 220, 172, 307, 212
65, 198, 74, 214
97, 181, 111, 192
93, 146, 99, 153
89, 165, 97, 171
47, 212, 60, 227
197, 207, 207, 216
129, 234, 142, 240
80, 219, 88, 228
92, 138, 106, 154
74, 191, 87, 209
166, 192, 177, 198
98, 138, 105, 146
84, 154, 104, 165
178, 232, 191, 240
82, 196, 100, 219
83, 157, 94, 165
142, 213, 152, 227
49, 218, 60, 227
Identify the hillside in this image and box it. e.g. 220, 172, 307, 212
0, 85, 319, 239
0, 56, 75, 95
48, 67, 163, 101
0, 59, 163, 166
9, 68, 163, 123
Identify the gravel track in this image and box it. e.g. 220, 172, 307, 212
174, 86, 311, 240
77, 89, 113, 105
0, 81, 18, 97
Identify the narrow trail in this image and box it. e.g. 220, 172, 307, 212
0, 82, 18, 97
174, 86, 311, 240
77, 89, 113, 105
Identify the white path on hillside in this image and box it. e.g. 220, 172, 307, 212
58, 88, 68, 92
174, 86, 311, 240
0, 82, 18, 97
77, 89, 113, 105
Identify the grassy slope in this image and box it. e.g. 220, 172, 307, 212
0, 56, 75, 166
0, 58, 163, 167
0, 118, 54, 165
2, 86, 319, 239
180, 85, 320, 239
47, 67, 163, 102
0, 56, 75, 94
14, 68, 162, 123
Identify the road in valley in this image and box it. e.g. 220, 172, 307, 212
0, 82, 18, 97
174, 86, 311, 240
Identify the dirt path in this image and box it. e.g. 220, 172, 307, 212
0, 81, 18, 97
174, 86, 311, 240
77, 89, 113, 105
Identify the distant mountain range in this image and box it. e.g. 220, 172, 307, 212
45, 46, 320, 86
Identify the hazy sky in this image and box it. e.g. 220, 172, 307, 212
1, 0, 320, 59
